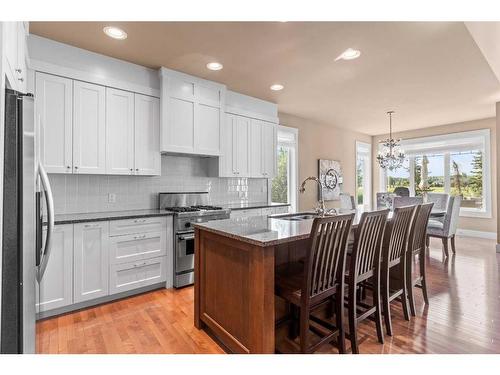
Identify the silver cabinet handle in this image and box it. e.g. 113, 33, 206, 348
133, 219, 146, 223
133, 234, 147, 240
37, 163, 54, 282
84, 223, 100, 228
66, 165, 71, 169
15, 68, 22, 74
18, 77, 24, 82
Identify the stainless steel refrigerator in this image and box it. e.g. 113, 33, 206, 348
1, 88, 54, 353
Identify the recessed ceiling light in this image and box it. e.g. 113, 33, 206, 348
270, 84, 284, 91
206, 62, 223, 71
103, 26, 127, 40
335, 48, 361, 61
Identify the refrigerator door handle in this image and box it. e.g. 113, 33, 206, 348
37, 163, 54, 282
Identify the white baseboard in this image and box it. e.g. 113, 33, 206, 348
456, 229, 497, 240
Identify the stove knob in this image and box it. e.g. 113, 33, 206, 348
185, 222, 191, 228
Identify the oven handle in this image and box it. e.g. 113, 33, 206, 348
178, 234, 195, 241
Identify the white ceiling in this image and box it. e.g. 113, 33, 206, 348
29, 21, 500, 135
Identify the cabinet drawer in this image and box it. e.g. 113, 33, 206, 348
109, 231, 166, 265
109, 217, 166, 236
109, 256, 166, 294
230, 208, 262, 218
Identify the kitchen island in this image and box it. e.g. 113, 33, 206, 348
193, 211, 361, 354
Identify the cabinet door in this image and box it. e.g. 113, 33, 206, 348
73, 81, 106, 174
219, 114, 236, 177
106, 88, 135, 175
134, 94, 160, 176
249, 120, 263, 177
73, 222, 109, 303
16, 22, 27, 93
235, 115, 250, 176
36, 72, 73, 174
37, 225, 73, 313
162, 78, 195, 153
194, 103, 220, 155
261, 122, 277, 178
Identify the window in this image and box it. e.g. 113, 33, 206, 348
380, 129, 491, 218
355, 141, 372, 210
271, 126, 298, 211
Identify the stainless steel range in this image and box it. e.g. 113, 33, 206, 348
159, 192, 230, 288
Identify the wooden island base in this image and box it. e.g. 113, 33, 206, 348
194, 227, 308, 354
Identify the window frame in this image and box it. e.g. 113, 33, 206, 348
269, 125, 299, 212
379, 129, 491, 218
355, 141, 372, 210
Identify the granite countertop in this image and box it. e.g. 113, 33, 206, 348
221, 202, 290, 211
194, 208, 391, 247
194, 215, 315, 247
50, 209, 175, 225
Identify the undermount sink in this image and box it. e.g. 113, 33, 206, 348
272, 212, 321, 221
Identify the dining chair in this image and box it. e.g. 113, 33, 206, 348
346, 209, 389, 353
275, 213, 355, 353
406, 203, 433, 316
426, 192, 448, 212
380, 205, 418, 336
340, 193, 356, 210
426, 195, 462, 257
393, 196, 423, 208
393, 187, 410, 197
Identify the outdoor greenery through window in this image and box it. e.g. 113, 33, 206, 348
271, 126, 298, 211
271, 146, 289, 204
381, 129, 490, 216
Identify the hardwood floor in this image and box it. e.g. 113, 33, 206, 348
36, 236, 500, 354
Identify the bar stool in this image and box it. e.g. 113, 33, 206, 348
275, 213, 354, 353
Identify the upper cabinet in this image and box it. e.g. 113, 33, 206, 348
36, 72, 160, 176
36, 72, 74, 174
160, 67, 225, 156
134, 94, 161, 175
73, 81, 106, 174
3, 22, 28, 93
219, 114, 277, 179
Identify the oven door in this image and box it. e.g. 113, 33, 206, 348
175, 232, 195, 274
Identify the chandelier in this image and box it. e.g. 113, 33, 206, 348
376, 111, 406, 171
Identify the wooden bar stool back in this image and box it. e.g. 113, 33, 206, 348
381, 204, 418, 336
275, 213, 354, 354
347, 209, 389, 354
407, 202, 433, 316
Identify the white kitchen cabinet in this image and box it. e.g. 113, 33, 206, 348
109, 231, 166, 265
134, 94, 161, 176
73, 81, 106, 174
230, 208, 262, 218
37, 225, 73, 313
110, 256, 167, 295
160, 68, 225, 156
73, 222, 109, 303
261, 121, 277, 178
3, 22, 28, 93
219, 114, 250, 177
249, 120, 263, 177
36, 72, 73, 174
105, 88, 135, 175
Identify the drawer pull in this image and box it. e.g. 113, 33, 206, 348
133, 219, 147, 223
133, 234, 148, 240
84, 223, 100, 228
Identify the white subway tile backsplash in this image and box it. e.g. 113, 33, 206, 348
49, 155, 269, 214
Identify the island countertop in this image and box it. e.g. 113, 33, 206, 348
193, 209, 366, 247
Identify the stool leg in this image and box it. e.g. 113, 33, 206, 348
407, 252, 416, 317
348, 285, 359, 354
382, 266, 392, 336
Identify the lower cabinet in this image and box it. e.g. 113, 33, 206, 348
37, 224, 74, 313
73, 222, 110, 303
109, 256, 167, 294
37, 216, 172, 317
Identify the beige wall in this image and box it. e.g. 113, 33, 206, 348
279, 112, 372, 212
372, 117, 497, 234
496, 104, 500, 244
